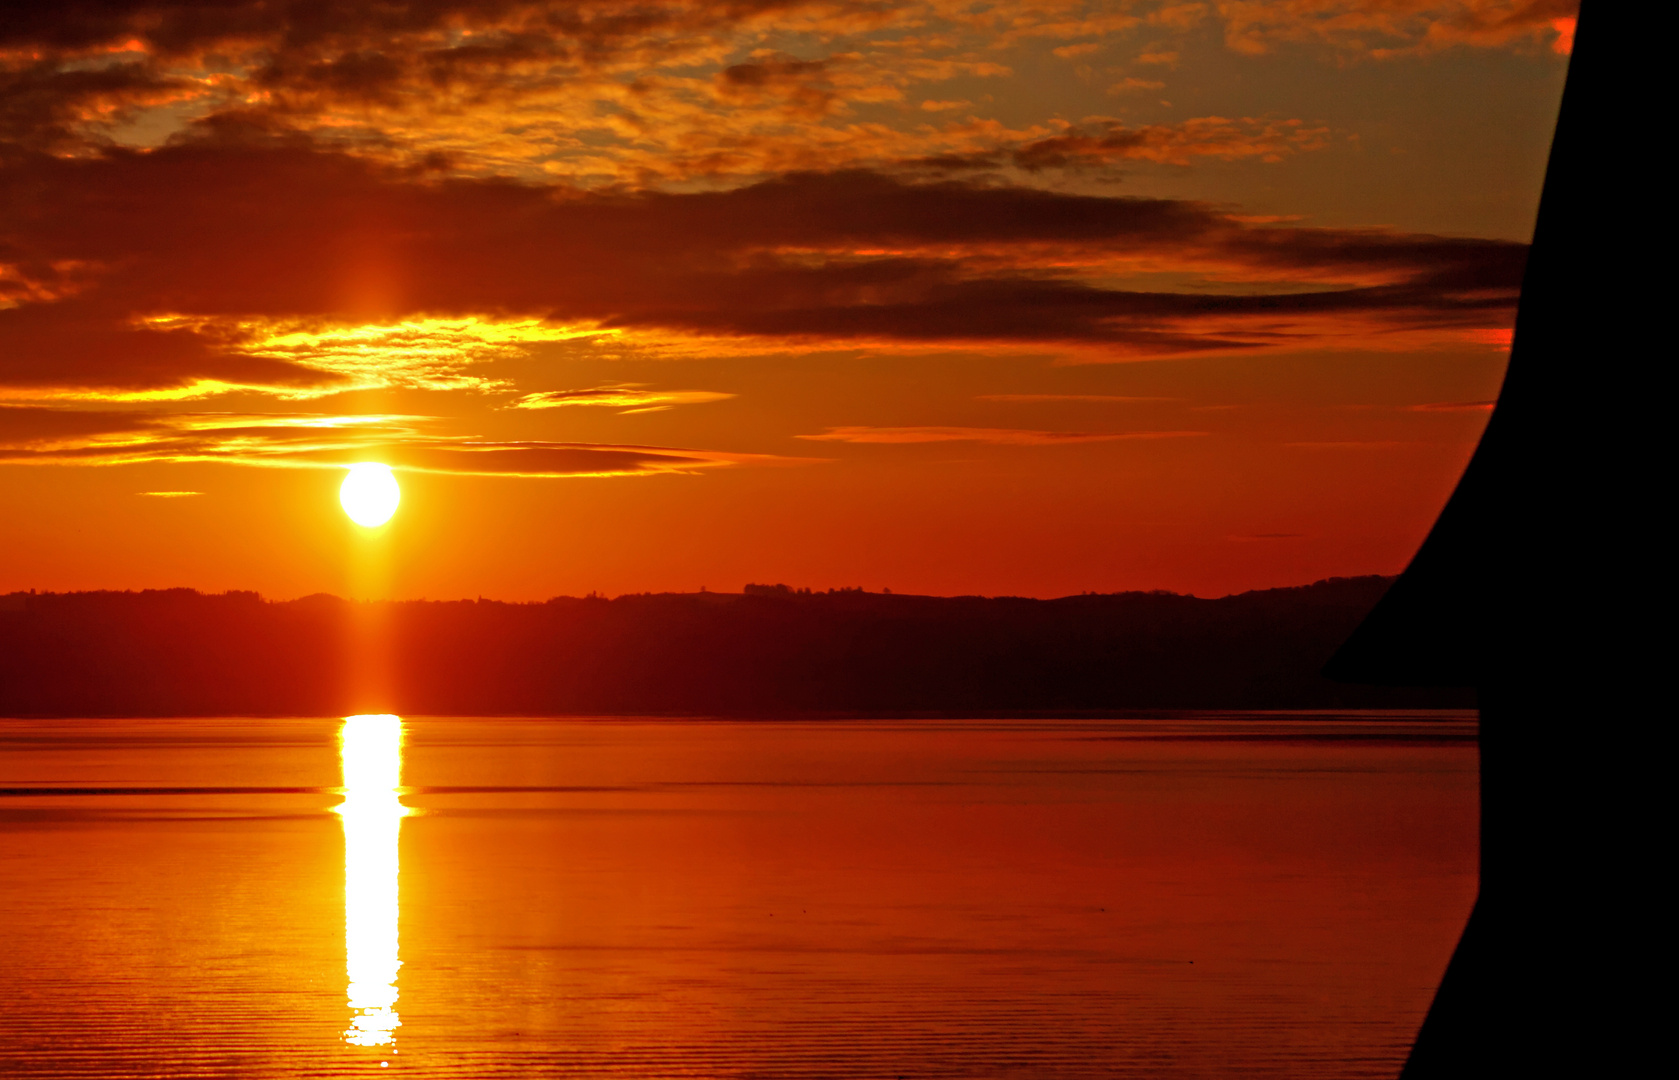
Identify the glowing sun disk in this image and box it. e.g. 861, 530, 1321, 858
341, 463, 400, 527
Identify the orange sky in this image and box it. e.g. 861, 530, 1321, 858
0, 1, 1574, 599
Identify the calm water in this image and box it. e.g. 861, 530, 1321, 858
0, 715, 1477, 1079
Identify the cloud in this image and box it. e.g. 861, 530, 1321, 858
379, 442, 794, 477
1548, 16, 1575, 54
0, 1, 1068, 180
1462, 327, 1514, 347
137, 490, 201, 496
797, 425, 1207, 444
0, 404, 160, 443
0, 59, 206, 154
198, 315, 610, 395
0, 0, 1574, 67
714, 54, 846, 118
1217, 0, 1579, 58
1106, 77, 1167, 95
509, 386, 735, 413
0, 300, 348, 401
0, 406, 800, 476
903, 115, 1329, 173
0, 407, 425, 462
1023, 116, 1327, 167
0, 152, 1526, 400
0, 0, 1554, 500
0, 0, 1563, 186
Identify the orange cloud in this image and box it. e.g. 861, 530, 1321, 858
0, 406, 803, 476
199, 315, 609, 394
1549, 16, 1575, 54
1462, 327, 1515, 348
1106, 77, 1167, 94
0, 0, 1562, 187
510, 387, 735, 413
1217, 0, 1580, 58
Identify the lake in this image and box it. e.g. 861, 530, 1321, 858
0, 715, 1476, 1078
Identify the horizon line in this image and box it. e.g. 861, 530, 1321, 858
1, 574, 1397, 608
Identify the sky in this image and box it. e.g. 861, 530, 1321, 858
0, 0, 1574, 601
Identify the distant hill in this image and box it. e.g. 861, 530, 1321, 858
0, 578, 1472, 716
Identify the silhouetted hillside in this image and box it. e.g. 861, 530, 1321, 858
0, 577, 1471, 716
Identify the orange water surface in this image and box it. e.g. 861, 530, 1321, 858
0, 715, 1476, 1078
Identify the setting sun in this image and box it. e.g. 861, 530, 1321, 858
0, 0, 1622, 1075
340, 464, 400, 528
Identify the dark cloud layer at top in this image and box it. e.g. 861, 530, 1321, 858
0, 0, 703, 55
0, 0, 1576, 188
0, 0, 1578, 259
0, 0, 1579, 59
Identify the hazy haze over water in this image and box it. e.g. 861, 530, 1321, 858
0, 716, 1475, 1078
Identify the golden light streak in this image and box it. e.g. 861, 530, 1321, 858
239, 316, 617, 392
509, 386, 735, 413
0, 379, 257, 404
337, 714, 410, 1052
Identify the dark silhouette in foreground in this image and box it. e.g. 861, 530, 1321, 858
0, 577, 1469, 716
1327, 6, 1648, 1075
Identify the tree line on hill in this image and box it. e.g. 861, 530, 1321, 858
0, 576, 1472, 716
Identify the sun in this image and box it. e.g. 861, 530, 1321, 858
340, 463, 401, 527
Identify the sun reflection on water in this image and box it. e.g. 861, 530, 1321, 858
337, 714, 410, 1051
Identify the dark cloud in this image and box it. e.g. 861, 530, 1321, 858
1006, 124, 1209, 171
0, 301, 349, 397
0, 0, 584, 56
719, 57, 831, 89
0, 0, 1580, 60
257, 49, 408, 101
0, 1, 827, 160
0, 1, 1574, 185
0, 145, 1525, 397
384, 441, 787, 476
0, 60, 196, 154
0, 0, 1579, 65
0, 0, 833, 72
0, 405, 159, 442
715, 55, 838, 115
1221, 0, 1578, 56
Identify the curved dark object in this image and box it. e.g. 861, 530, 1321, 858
1328, 5, 1649, 1076
1326, 12, 1595, 689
